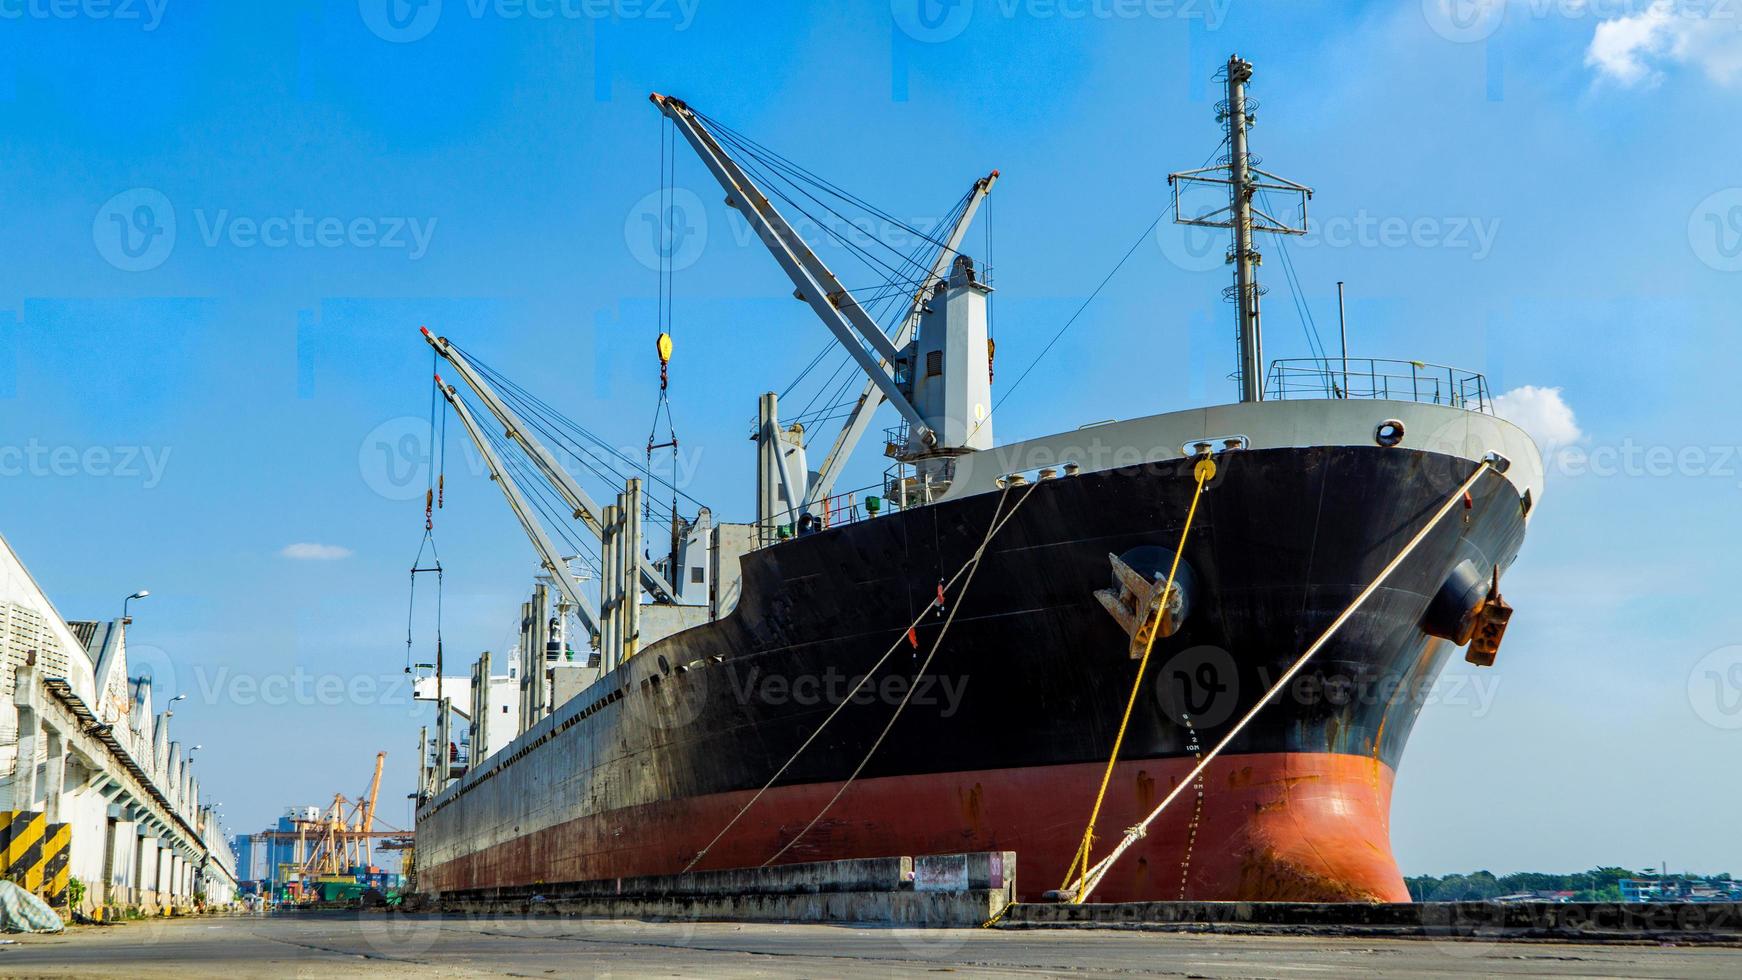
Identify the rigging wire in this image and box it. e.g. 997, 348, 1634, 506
453, 343, 706, 509
968, 136, 1230, 440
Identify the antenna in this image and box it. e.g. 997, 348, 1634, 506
1168, 55, 1313, 402
1336, 280, 1349, 398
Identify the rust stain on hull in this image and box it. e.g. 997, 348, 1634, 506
422, 752, 1409, 903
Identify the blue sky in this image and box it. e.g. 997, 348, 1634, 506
2, 0, 1740, 875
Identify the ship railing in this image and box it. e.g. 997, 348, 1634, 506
757, 480, 893, 547
1264, 357, 1494, 414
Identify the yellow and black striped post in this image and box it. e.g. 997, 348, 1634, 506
0, 810, 69, 907
0, 810, 47, 892
42, 823, 71, 910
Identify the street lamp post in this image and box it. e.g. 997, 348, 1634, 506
123, 589, 150, 623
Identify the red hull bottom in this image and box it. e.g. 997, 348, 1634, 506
422, 751, 1406, 903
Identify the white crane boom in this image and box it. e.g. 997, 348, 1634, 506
649, 93, 936, 449
804, 171, 998, 508
436, 374, 602, 641
424, 327, 677, 602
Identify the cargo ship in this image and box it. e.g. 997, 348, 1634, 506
411, 56, 1543, 904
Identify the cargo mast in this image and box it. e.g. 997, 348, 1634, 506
1168, 55, 1312, 402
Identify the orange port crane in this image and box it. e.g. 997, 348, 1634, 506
295, 751, 402, 877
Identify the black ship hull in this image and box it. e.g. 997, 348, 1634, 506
417, 443, 1529, 902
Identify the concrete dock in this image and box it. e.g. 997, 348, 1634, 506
7, 913, 1742, 979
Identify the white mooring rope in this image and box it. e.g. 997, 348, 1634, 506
1067, 458, 1496, 903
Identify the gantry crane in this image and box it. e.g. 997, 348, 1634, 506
294, 752, 402, 882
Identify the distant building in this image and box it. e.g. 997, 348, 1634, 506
1619, 878, 1742, 902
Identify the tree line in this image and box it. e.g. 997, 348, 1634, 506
1404, 868, 1735, 902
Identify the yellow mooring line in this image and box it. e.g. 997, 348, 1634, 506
1062, 458, 1498, 904
1058, 455, 1217, 899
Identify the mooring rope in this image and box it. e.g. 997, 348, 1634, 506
1065, 458, 1496, 904
763, 480, 1043, 866
679, 478, 1036, 874
1059, 455, 1216, 894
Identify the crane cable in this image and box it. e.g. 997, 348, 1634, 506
1058, 454, 1215, 895
406, 364, 448, 676
649, 113, 682, 543
1062, 457, 1497, 905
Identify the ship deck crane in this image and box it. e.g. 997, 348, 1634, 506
803, 171, 997, 509
652, 94, 936, 453
424, 328, 677, 604
435, 373, 603, 643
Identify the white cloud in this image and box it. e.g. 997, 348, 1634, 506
1586, 1, 1742, 87
1494, 385, 1583, 450
280, 542, 353, 561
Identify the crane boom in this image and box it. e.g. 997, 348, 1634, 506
359, 751, 386, 866
805, 171, 998, 507
650, 93, 936, 448
437, 375, 603, 641
423, 328, 677, 603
